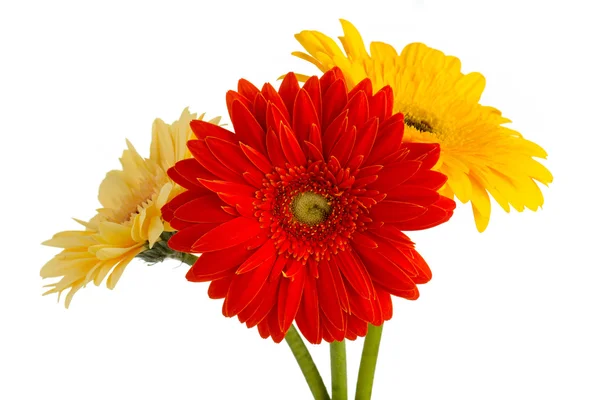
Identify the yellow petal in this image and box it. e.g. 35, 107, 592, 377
469, 174, 492, 232
106, 249, 140, 290
147, 216, 164, 248
42, 231, 96, 249
339, 19, 369, 60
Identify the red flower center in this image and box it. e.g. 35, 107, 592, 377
256, 158, 373, 263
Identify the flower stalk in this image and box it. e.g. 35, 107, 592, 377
355, 324, 384, 400
330, 340, 348, 400
285, 325, 331, 400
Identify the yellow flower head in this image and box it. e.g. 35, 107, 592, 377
41, 109, 221, 307
293, 20, 553, 231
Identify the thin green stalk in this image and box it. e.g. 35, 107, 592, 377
355, 324, 384, 400
330, 340, 348, 400
285, 325, 331, 400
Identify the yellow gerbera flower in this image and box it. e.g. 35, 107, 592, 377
41, 109, 220, 307
292, 20, 552, 231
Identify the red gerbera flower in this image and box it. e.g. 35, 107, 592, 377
163, 67, 455, 344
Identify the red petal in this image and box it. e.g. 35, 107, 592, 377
347, 309, 370, 336
279, 72, 301, 117
217, 193, 255, 218
321, 312, 345, 343
304, 140, 325, 163
188, 139, 245, 184
175, 158, 218, 184
317, 259, 344, 330
367, 113, 405, 164
326, 258, 349, 312
254, 93, 271, 133
322, 110, 349, 159
283, 258, 304, 278
237, 79, 260, 104
350, 231, 379, 249
191, 217, 262, 252
404, 170, 448, 190
370, 200, 427, 223
230, 100, 267, 154
322, 78, 348, 131
168, 223, 219, 252
293, 88, 320, 152
266, 101, 292, 137
278, 268, 306, 333
208, 276, 232, 299
223, 249, 275, 317
369, 86, 393, 122
205, 137, 263, 181
240, 142, 273, 174
330, 125, 356, 166
280, 124, 307, 165
353, 245, 419, 299
306, 122, 323, 155
375, 286, 393, 321
199, 179, 256, 199
269, 255, 287, 282
368, 225, 414, 247
334, 250, 374, 299
226, 90, 252, 115
351, 117, 378, 162
405, 248, 432, 284
391, 204, 452, 231
295, 274, 321, 344
268, 308, 287, 343
169, 217, 197, 231
236, 240, 277, 274
190, 120, 235, 142
262, 83, 290, 124
175, 194, 235, 223
386, 185, 440, 206
370, 160, 422, 192
348, 78, 373, 98
161, 189, 205, 223
266, 128, 287, 168
186, 242, 252, 282
403, 142, 441, 170
302, 76, 322, 122
319, 67, 338, 93
367, 233, 419, 277
346, 90, 369, 130
342, 279, 375, 323
244, 278, 280, 327
435, 195, 457, 212
257, 319, 270, 339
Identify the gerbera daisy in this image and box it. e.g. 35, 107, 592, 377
292, 20, 553, 232
41, 109, 220, 307
163, 68, 455, 344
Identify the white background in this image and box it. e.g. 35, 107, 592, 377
1, 0, 599, 399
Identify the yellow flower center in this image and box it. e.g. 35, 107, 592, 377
291, 192, 332, 226
405, 116, 434, 133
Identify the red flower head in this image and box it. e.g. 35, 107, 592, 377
163, 67, 455, 344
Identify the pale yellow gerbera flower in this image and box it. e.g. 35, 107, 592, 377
292, 20, 552, 232
41, 109, 220, 307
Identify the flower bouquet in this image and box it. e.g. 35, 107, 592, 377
41, 20, 551, 399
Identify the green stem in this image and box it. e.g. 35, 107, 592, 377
355, 324, 384, 400
179, 252, 198, 266
177, 252, 329, 399
330, 340, 348, 400
285, 325, 331, 400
